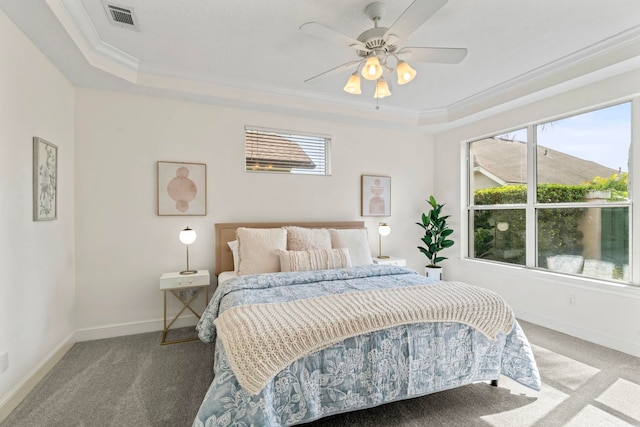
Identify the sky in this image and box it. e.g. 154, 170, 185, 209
499, 102, 632, 173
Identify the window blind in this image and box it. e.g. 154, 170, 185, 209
245, 126, 331, 175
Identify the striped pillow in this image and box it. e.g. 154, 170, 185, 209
279, 248, 352, 272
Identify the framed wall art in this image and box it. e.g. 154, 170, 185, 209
157, 161, 207, 216
33, 137, 58, 221
361, 175, 391, 217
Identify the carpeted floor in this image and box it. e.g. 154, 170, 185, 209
2, 320, 639, 427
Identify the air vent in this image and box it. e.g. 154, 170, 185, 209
103, 1, 139, 30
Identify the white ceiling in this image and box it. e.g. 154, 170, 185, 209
3, 0, 640, 129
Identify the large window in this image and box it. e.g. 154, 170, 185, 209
245, 126, 331, 175
467, 103, 632, 282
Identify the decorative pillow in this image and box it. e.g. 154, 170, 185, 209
279, 248, 352, 272
227, 240, 239, 271
286, 226, 332, 251
329, 228, 373, 266
236, 228, 287, 275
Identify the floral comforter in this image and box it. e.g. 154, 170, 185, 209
193, 265, 540, 427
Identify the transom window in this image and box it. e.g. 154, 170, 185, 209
245, 126, 331, 175
467, 102, 632, 283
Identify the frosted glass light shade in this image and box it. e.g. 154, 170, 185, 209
378, 223, 391, 236
396, 60, 417, 85
361, 56, 383, 80
343, 72, 362, 94
374, 78, 391, 98
179, 227, 197, 244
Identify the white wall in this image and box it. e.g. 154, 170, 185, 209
74, 88, 434, 336
434, 69, 640, 357
0, 10, 75, 402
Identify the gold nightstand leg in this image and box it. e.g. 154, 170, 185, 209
161, 290, 168, 344
161, 287, 207, 345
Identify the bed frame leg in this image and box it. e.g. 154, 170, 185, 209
490, 379, 499, 387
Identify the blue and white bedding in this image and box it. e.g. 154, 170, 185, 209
193, 265, 540, 427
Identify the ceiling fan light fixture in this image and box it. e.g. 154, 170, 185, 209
362, 56, 383, 80
374, 77, 391, 99
343, 72, 362, 94
396, 60, 417, 85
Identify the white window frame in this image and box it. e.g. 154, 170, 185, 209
245, 126, 331, 176
464, 101, 635, 285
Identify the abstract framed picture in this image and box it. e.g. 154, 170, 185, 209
361, 175, 391, 217
33, 137, 58, 221
157, 161, 207, 216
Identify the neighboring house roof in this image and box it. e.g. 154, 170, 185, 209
246, 133, 316, 170
471, 138, 618, 185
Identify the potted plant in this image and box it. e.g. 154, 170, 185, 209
417, 195, 454, 279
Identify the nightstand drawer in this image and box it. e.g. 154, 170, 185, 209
159, 270, 210, 290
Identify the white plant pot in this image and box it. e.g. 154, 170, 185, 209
424, 266, 442, 280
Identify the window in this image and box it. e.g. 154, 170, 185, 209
245, 126, 331, 175
467, 103, 632, 282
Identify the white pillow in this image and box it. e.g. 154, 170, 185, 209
279, 248, 352, 272
286, 226, 332, 251
236, 228, 287, 275
329, 228, 373, 266
227, 240, 239, 271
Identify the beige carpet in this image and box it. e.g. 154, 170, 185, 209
2, 321, 639, 427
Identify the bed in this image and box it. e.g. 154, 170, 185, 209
192, 222, 540, 427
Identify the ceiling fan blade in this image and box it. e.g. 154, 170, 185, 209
304, 59, 363, 84
300, 22, 367, 51
397, 47, 467, 64
383, 0, 448, 44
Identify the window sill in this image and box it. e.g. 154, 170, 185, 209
453, 257, 640, 299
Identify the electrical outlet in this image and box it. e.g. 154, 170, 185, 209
0, 352, 8, 374
567, 294, 576, 307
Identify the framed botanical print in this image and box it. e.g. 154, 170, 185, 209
361, 175, 391, 217
157, 161, 207, 216
33, 137, 58, 221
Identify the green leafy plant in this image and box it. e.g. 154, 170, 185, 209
584, 172, 628, 201
417, 196, 455, 267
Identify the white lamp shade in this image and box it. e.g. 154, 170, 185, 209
361, 56, 383, 80
179, 227, 197, 244
374, 78, 391, 98
396, 60, 417, 85
378, 223, 391, 236
343, 72, 362, 94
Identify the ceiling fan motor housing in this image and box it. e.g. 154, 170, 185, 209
356, 27, 398, 57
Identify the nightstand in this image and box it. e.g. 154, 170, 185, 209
372, 257, 406, 266
159, 270, 210, 345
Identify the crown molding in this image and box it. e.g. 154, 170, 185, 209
442, 25, 640, 124
47, 0, 139, 81
46, 0, 640, 129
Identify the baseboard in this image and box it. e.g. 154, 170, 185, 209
0, 333, 75, 423
74, 315, 199, 342
515, 310, 640, 358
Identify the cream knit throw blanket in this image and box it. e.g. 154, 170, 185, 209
214, 281, 515, 394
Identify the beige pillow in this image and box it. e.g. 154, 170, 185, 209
227, 240, 239, 271
237, 228, 287, 275
279, 248, 352, 272
286, 226, 332, 251
329, 228, 373, 266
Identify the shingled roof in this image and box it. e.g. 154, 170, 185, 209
471, 138, 618, 185
246, 132, 316, 171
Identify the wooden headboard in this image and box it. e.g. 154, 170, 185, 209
214, 221, 365, 275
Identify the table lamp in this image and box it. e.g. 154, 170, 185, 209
179, 226, 198, 275
378, 222, 391, 259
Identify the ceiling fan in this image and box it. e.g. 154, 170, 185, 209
300, 0, 467, 99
